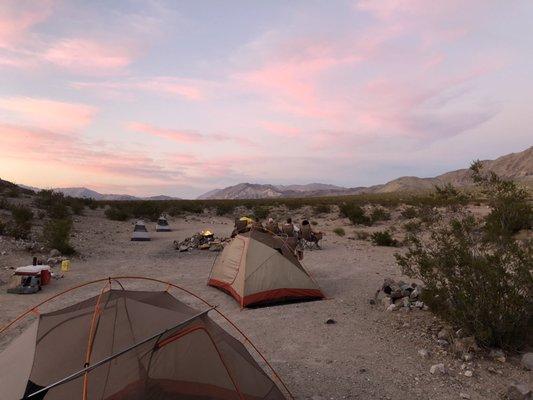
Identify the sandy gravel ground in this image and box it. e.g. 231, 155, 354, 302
0, 207, 529, 399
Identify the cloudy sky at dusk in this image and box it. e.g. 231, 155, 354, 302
1, 1, 532, 198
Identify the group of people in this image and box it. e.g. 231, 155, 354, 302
232, 216, 324, 247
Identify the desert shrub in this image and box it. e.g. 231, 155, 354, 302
180, 201, 204, 214
354, 230, 370, 240
11, 205, 33, 224
403, 220, 422, 234
0, 219, 5, 235
7, 205, 33, 239
69, 199, 85, 215
88, 201, 98, 210
371, 230, 398, 246
35, 190, 70, 218
333, 227, 345, 237
471, 161, 531, 239
0, 198, 9, 210
215, 203, 235, 216
43, 218, 75, 255
418, 206, 441, 225
130, 201, 163, 221
400, 206, 418, 219
313, 204, 331, 215
396, 215, 532, 350
253, 206, 270, 219
340, 203, 372, 226
433, 183, 468, 205
48, 202, 69, 219
105, 207, 130, 221
370, 207, 391, 223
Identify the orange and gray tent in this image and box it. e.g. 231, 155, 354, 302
0, 289, 286, 399
208, 231, 324, 307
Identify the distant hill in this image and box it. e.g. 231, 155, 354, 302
17, 186, 180, 201
198, 146, 532, 199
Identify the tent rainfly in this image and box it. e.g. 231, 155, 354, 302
131, 220, 150, 241
208, 230, 324, 307
156, 215, 171, 232
0, 289, 287, 400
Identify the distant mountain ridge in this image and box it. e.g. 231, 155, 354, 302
20, 186, 180, 201
198, 146, 533, 199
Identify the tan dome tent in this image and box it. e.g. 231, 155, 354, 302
208, 231, 324, 307
156, 215, 171, 232
0, 285, 288, 400
131, 220, 150, 241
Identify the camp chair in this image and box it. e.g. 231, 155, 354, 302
265, 221, 281, 235
231, 218, 249, 237
300, 224, 322, 250
281, 223, 296, 237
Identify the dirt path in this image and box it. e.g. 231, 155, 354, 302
0, 209, 529, 399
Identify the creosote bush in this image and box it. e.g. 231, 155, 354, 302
370, 207, 391, 223
313, 203, 331, 215
340, 203, 372, 226
215, 203, 235, 216
253, 206, 270, 219
105, 207, 130, 221
396, 165, 532, 350
43, 218, 75, 255
400, 206, 418, 219
371, 230, 398, 247
333, 227, 345, 237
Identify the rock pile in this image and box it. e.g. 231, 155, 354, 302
376, 278, 427, 311
173, 233, 228, 252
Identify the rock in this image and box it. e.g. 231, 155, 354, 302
521, 353, 533, 371
386, 304, 397, 312
464, 370, 473, 377
198, 243, 210, 250
438, 328, 452, 341
437, 339, 450, 347
325, 319, 336, 325
490, 348, 506, 363
418, 349, 430, 358
49, 249, 60, 257
381, 297, 392, 309
369, 298, 376, 305
430, 363, 447, 375
459, 393, 471, 399
507, 382, 532, 400
462, 353, 474, 362
452, 336, 479, 356
178, 246, 188, 252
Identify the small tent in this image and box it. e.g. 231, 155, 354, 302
208, 230, 324, 307
156, 215, 171, 232
131, 220, 150, 241
0, 289, 286, 400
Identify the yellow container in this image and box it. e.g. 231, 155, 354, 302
61, 260, 71, 272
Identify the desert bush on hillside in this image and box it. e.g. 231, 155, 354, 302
11, 205, 33, 224
403, 220, 422, 234
0, 198, 9, 210
43, 218, 75, 255
396, 215, 532, 350
130, 201, 163, 221
215, 203, 235, 216
470, 161, 532, 239
6, 205, 33, 239
313, 203, 331, 215
340, 203, 372, 226
253, 206, 270, 219
354, 230, 370, 240
333, 227, 345, 237
105, 206, 130, 221
400, 206, 418, 219
370, 207, 391, 223
433, 183, 468, 205
371, 230, 398, 247
69, 199, 85, 215
35, 190, 70, 219
418, 206, 441, 225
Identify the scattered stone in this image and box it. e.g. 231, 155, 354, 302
437, 339, 450, 347
459, 393, 471, 399
438, 328, 451, 341
325, 319, 336, 325
464, 370, 473, 377
381, 297, 392, 309
49, 248, 60, 257
418, 349, 430, 358
507, 382, 532, 400
430, 363, 447, 375
462, 353, 474, 362
490, 348, 506, 363
386, 304, 397, 312
521, 353, 533, 371
369, 298, 376, 305
178, 245, 188, 252
451, 336, 479, 357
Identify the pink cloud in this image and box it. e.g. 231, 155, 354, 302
0, 1, 54, 49
43, 38, 134, 74
259, 120, 301, 138
128, 122, 203, 143
0, 96, 97, 131
72, 77, 208, 101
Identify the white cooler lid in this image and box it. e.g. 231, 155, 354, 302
15, 265, 51, 274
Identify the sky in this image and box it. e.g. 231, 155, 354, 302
0, 0, 532, 198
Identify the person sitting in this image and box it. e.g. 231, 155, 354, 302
300, 220, 323, 248
266, 218, 280, 234
281, 218, 297, 237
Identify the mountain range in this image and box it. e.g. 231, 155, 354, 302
10, 146, 531, 201
197, 146, 533, 199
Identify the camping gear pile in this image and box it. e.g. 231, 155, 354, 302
376, 278, 427, 311
6, 264, 51, 294
209, 230, 324, 307
174, 230, 227, 252
0, 288, 287, 400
